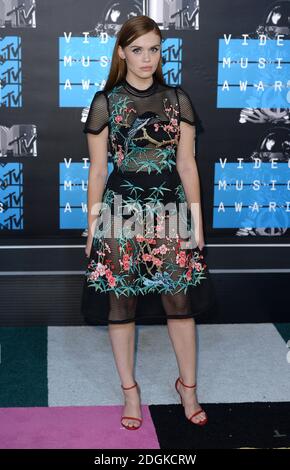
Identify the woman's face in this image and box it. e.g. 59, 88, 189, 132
118, 31, 161, 81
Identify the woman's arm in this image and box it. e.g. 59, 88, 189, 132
85, 127, 109, 255
176, 121, 205, 250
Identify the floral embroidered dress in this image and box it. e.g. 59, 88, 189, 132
82, 76, 212, 324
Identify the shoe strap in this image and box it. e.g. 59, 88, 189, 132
188, 408, 206, 422
121, 416, 142, 423
121, 381, 137, 390
178, 377, 196, 389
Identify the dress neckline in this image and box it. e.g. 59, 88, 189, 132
122, 76, 158, 97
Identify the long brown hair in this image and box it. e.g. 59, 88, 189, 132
103, 15, 166, 92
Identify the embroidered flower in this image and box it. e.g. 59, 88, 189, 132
163, 124, 175, 133
89, 271, 100, 280
176, 251, 187, 267
108, 276, 116, 287
120, 253, 132, 271
186, 269, 192, 281
194, 262, 202, 272
136, 234, 145, 242
142, 253, 152, 262
152, 256, 163, 267
116, 144, 124, 166
96, 262, 107, 276
158, 244, 168, 254
145, 238, 156, 245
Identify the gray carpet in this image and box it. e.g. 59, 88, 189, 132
47, 324, 290, 406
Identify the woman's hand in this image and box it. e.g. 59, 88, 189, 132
85, 234, 93, 258
189, 202, 205, 252
194, 226, 205, 251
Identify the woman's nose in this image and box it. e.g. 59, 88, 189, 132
142, 53, 150, 62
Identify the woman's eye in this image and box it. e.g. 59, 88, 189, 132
132, 48, 159, 53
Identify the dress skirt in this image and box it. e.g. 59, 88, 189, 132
81, 168, 216, 325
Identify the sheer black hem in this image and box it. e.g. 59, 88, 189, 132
180, 117, 196, 126
83, 124, 108, 135
107, 318, 136, 324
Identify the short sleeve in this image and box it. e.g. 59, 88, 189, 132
176, 86, 196, 126
83, 91, 109, 134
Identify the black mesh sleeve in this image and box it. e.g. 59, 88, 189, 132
83, 91, 109, 134
176, 86, 196, 126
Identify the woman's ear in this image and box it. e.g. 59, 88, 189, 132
118, 45, 125, 60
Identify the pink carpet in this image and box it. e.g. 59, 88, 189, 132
0, 405, 160, 449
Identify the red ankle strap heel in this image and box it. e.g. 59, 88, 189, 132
175, 377, 208, 426
120, 381, 143, 430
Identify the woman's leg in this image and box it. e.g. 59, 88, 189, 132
154, 210, 207, 424
165, 305, 207, 424
108, 295, 141, 428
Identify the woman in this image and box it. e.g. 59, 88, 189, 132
83, 15, 210, 430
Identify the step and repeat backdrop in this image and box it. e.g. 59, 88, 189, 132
0, 0, 289, 244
